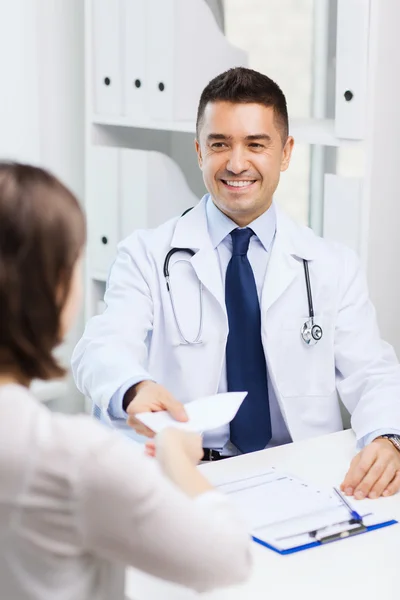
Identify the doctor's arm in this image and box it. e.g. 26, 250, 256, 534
72, 235, 160, 422
333, 248, 400, 498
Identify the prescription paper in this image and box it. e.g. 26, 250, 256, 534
136, 392, 247, 434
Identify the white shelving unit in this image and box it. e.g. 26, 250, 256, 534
92, 115, 364, 148
84, 0, 249, 327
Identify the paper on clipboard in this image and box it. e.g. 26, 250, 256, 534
216, 468, 396, 552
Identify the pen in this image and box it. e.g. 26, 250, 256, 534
333, 487, 363, 522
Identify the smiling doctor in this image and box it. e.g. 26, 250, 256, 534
73, 67, 400, 500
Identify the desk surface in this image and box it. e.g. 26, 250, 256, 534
125, 430, 399, 600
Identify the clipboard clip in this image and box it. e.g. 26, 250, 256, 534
312, 520, 367, 543
276, 487, 366, 545
313, 487, 366, 543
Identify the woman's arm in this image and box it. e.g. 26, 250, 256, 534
77, 422, 252, 593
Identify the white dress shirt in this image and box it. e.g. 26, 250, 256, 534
0, 383, 251, 600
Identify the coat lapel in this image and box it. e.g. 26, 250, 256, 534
261, 207, 317, 314
170, 199, 225, 312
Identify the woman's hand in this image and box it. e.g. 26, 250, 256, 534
145, 429, 204, 465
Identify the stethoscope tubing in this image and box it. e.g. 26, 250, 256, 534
164, 248, 203, 344
302, 259, 314, 319
163, 249, 322, 346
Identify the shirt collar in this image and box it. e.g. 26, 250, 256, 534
205, 194, 277, 252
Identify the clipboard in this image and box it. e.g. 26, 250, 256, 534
253, 518, 398, 555
216, 468, 398, 555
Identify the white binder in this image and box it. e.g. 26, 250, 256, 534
323, 174, 363, 253
92, 0, 123, 116
335, 0, 370, 140
145, 0, 247, 122
87, 146, 119, 273
146, 0, 175, 121
122, 0, 147, 121
119, 148, 149, 238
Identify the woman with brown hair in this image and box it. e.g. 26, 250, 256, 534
0, 162, 251, 600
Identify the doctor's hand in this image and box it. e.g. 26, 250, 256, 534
126, 381, 188, 438
341, 438, 400, 499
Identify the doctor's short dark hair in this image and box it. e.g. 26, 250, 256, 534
196, 67, 289, 143
0, 162, 86, 382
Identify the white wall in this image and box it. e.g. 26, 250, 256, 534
35, 1, 85, 200
0, 0, 85, 411
0, 0, 40, 162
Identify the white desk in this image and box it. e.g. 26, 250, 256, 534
125, 430, 399, 600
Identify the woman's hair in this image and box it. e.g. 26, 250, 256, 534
0, 162, 86, 381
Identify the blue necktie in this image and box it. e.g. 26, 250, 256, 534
225, 228, 272, 453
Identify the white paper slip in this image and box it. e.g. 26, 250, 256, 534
136, 392, 247, 434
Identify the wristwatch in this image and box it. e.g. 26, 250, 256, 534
378, 434, 400, 453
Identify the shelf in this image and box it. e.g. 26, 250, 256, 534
92, 115, 196, 134
90, 269, 108, 283
31, 379, 68, 403
289, 118, 363, 147
92, 116, 364, 147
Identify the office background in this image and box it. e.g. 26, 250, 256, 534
0, 0, 399, 413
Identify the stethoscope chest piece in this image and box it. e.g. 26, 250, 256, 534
301, 318, 323, 346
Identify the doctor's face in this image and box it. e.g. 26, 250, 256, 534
195, 101, 294, 226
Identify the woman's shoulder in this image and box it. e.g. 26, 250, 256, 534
0, 383, 145, 501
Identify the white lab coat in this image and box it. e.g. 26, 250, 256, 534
72, 198, 400, 444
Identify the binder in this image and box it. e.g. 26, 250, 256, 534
335, 0, 370, 139
146, 151, 199, 227
87, 146, 119, 274
145, 0, 247, 122
146, 0, 175, 121
122, 0, 147, 121
323, 174, 363, 253
217, 467, 397, 555
92, 0, 123, 116
119, 148, 199, 239
119, 148, 149, 238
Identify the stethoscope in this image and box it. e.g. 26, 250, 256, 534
300, 260, 323, 345
163, 247, 204, 345
163, 220, 323, 347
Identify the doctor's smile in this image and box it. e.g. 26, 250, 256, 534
220, 178, 258, 191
